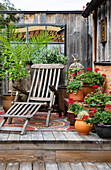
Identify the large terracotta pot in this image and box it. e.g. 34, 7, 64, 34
75, 118, 92, 135
82, 83, 96, 97
67, 111, 77, 129
1, 94, 21, 112
69, 89, 84, 102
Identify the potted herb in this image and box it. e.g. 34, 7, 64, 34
84, 108, 111, 138
75, 110, 92, 135
67, 100, 84, 128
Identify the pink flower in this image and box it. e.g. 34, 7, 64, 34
93, 85, 98, 88
94, 68, 99, 72
82, 115, 89, 121
90, 111, 94, 116
102, 74, 106, 77
101, 124, 104, 127
86, 67, 92, 71
68, 98, 74, 104
72, 73, 75, 77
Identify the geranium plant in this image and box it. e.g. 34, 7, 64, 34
77, 67, 106, 88
84, 92, 111, 107
84, 108, 111, 125
68, 100, 84, 115
66, 80, 83, 93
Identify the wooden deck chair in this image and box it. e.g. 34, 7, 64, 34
0, 64, 64, 134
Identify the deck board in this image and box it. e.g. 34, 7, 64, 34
52, 131, 67, 141
58, 162, 72, 170
19, 162, 32, 170
6, 162, 19, 170
42, 131, 55, 141
33, 162, 45, 170
83, 162, 98, 170
45, 162, 59, 170
70, 162, 85, 170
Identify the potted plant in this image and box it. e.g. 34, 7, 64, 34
75, 110, 92, 135
67, 100, 84, 128
84, 92, 111, 113
84, 108, 111, 138
66, 80, 84, 101
77, 67, 106, 96
0, 23, 53, 112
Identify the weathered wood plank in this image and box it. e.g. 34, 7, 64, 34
19, 162, 32, 170
70, 162, 85, 170
95, 162, 111, 170
45, 162, 58, 170
53, 131, 67, 141
0, 133, 9, 141
31, 131, 43, 141
33, 162, 45, 170
83, 162, 98, 170
0, 150, 55, 162
58, 162, 72, 170
0, 163, 6, 170
42, 131, 55, 141
56, 151, 111, 162
19, 132, 32, 141
6, 162, 19, 170
8, 132, 20, 141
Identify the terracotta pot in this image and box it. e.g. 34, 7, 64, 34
1, 94, 21, 112
67, 111, 77, 129
82, 83, 96, 97
69, 89, 84, 102
75, 118, 92, 135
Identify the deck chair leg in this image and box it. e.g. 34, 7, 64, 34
0, 118, 8, 129
21, 119, 30, 135
46, 109, 51, 127
8, 118, 13, 124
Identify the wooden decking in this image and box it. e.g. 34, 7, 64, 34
0, 131, 111, 163
0, 162, 111, 170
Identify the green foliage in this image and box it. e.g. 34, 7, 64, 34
77, 71, 105, 87
32, 46, 67, 64
68, 102, 84, 115
66, 80, 83, 93
0, 23, 53, 85
84, 92, 111, 107
84, 108, 111, 125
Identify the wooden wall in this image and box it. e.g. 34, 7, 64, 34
96, 0, 111, 62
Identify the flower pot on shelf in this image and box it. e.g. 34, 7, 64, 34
69, 89, 84, 102
95, 124, 111, 138
67, 111, 77, 129
82, 83, 96, 97
75, 118, 92, 135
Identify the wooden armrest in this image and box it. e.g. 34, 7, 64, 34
49, 85, 58, 96
13, 85, 29, 95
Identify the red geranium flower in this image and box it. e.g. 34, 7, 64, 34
68, 98, 74, 104
72, 73, 75, 77
86, 67, 92, 71
109, 91, 111, 94
94, 109, 97, 113
94, 68, 99, 72
105, 104, 111, 107
78, 72, 81, 74
92, 85, 98, 88
102, 74, 106, 77
84, 71, 86, 73
82, 115, 89, 121
87, 95, 89, 97
101, 124, 104, 127
90, 111, 94, 116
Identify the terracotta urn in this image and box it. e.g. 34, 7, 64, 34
75, 118, 92, 135
69, 89, 84, 102
82, 83, 96, 97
